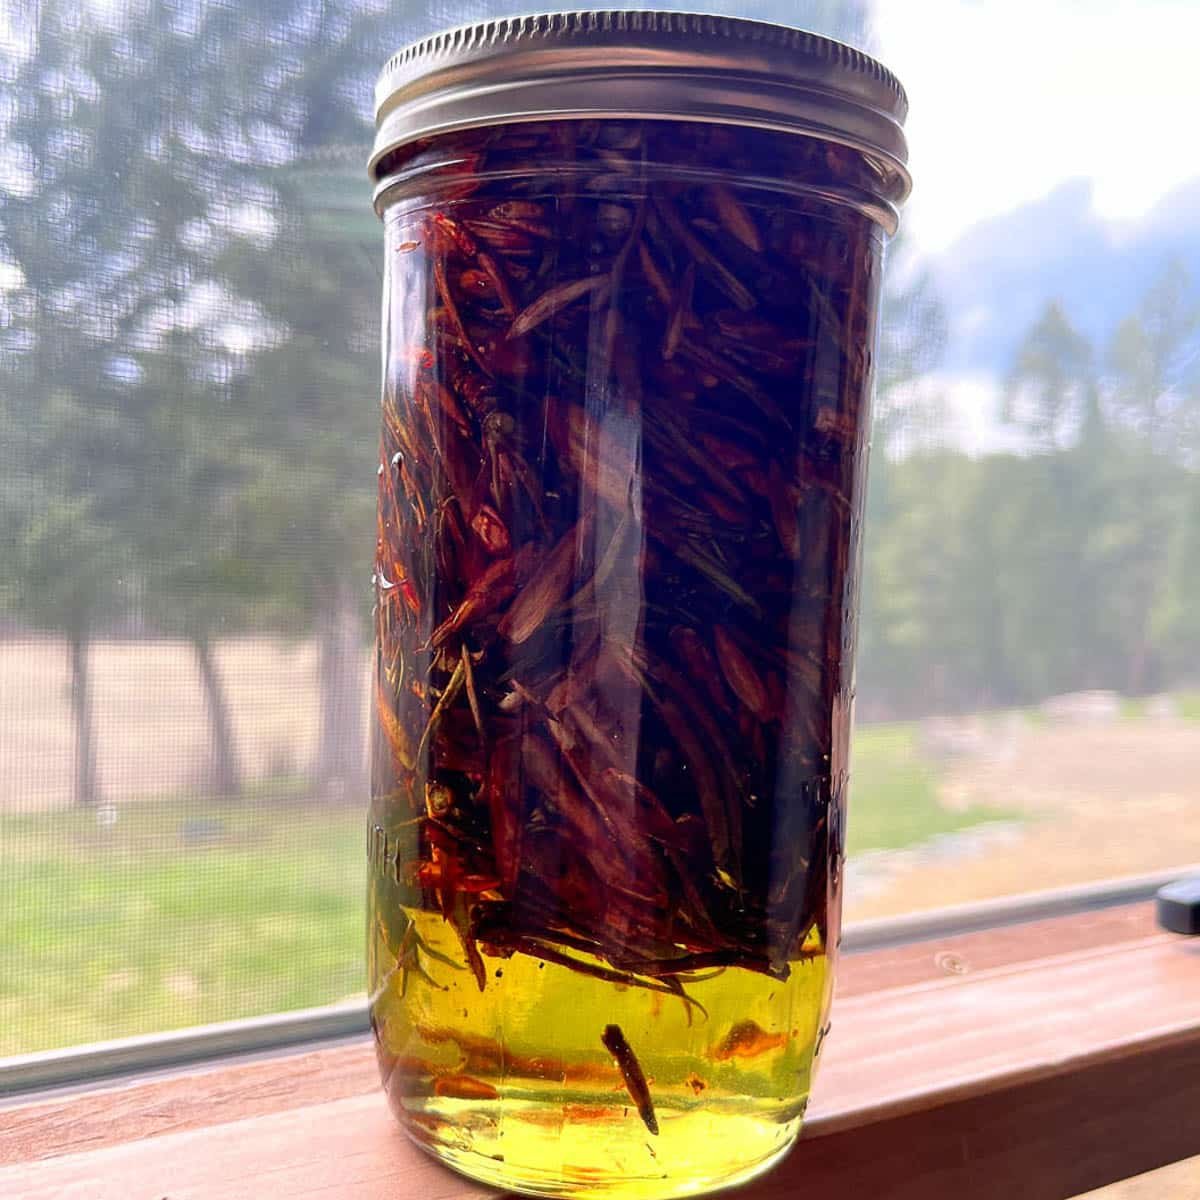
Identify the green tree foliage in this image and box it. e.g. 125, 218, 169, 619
1105, 262, 1200, 692
2, 1, 209, 802
1005, 300, 1097, 450
131, 336, 261, 797
0, 0, 298, 800
861, 262, 1200, 715
207, 0, 394, 797
216, 155, 380, 797
858, 234, 949, 708
1156, 467, 1200, 662
2, 0, 392, 801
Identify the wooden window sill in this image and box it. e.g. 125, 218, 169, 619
2, 902, 1198, 1200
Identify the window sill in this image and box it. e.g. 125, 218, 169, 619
2, 901, 1198, 1200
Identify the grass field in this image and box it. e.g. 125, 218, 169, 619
9, 675, 1200, 1056
0, 724, 1007, 1056
845, 724, 1008, 855
3, 628, 1185, 1056
0, 793, 364, 1057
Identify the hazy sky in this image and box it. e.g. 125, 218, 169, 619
873, 0, 1200, 254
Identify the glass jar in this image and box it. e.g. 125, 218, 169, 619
367, 13, 909, 1198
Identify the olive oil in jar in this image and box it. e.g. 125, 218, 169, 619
369, 897, 829, 1198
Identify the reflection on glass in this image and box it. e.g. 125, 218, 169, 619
1, 0, 1199, 1061
369, 117, 884, 1196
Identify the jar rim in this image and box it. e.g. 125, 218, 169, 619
370, 10, 910, 208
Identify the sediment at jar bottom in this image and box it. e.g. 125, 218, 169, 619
370, 908, 829, 1199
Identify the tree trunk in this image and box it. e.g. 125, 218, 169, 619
68, 630, 99, 807
193, 635, 242, 799
313, 580, 366, 802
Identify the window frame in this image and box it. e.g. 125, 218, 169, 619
4, 876, 1198, 1199
0, 865, 1185, 1100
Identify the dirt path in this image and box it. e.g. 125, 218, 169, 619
845, 722, 1200, 921
0, 636, 367, 810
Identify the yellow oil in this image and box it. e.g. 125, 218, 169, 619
369, 907, 829, 1198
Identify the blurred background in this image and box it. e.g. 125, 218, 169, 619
2, 0, 1198, 1055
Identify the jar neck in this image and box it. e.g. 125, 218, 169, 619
373, 119, 903, 236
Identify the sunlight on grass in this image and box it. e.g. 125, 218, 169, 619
2, 729, 1019, 1055
0, 795, 364, 1056
848, 723, 1013, 856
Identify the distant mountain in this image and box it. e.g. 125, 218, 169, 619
923, 176, 1200, 375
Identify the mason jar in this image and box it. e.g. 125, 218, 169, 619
367, 12, 909, 1197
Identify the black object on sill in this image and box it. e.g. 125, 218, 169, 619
1156, 877, 1200, 935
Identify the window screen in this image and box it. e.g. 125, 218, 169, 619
3, 0, 1198, 1057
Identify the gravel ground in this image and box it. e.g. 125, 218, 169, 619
845, 721, 1200, 922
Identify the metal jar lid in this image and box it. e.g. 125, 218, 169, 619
371, 10, 910, 204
